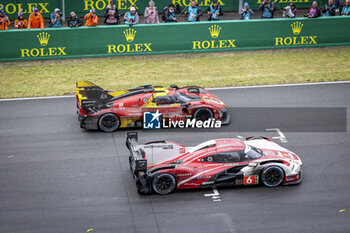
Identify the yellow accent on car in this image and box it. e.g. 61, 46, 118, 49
109, 90, 129, 97
120, 117, 140, 128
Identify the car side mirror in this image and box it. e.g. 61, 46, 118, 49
248, 162, 258, 167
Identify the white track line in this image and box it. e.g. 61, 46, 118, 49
206, 80, 350, 90
0, 95, 75, 102
0, 81, 349, 102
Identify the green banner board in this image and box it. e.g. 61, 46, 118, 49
0, 17, 349, 62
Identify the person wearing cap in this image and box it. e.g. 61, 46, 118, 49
259, 0, 275, 18
105, 1, 119, 25
206, 0, 223, 21
144, 1, 160, 24
50, 8, 64, 28
124, 6, 139, 25
283, 3, 297, 18
15, 11, 28, 29
28, 8, 44, 29
240, 2, 254, 20
0, 9, 11, 30
164, 3, 177, 23
185, 0, 203, 22
68, 11, 83, 27
322, 0, 336, 16
85, 9, 99, 26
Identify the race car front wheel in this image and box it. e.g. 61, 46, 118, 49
261, 165, 284, 188
98, 113, 120, 133
193, 108, 213, 122
152, 173, 176, 195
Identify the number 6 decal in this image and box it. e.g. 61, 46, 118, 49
243, 175, 258, 185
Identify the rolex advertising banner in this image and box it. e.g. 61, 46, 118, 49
0, 17, 349, 62
0, 0, 62, 19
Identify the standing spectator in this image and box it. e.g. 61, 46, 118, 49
15, 11, 28, 29
85, 9, 98, 26
335, 0, 340, 9
124, 6, 139, 25
206, 0, 223, 21
240, 2, 254, 20
28, 8, 44, 29
50, 8, 64, 28
322, 0, 336, 16
259, 0, 275, 18
185, 0, 203, 22
144, 1, 160, 24
0, 9, 11, 30
68, 11, 83, 27
305, 1, 321, 18
341, 0, 350, 15
283, 3, 297, 18
163, 3, 177, 23
105, 1, 119, 25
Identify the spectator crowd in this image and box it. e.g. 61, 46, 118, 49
0, 0, 349, 30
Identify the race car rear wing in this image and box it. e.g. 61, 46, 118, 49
76, 81, 114, 114
126, 132, 190, 176
126, 132, 148, 175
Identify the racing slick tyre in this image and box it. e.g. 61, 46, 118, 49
98, 113, 120, 133
260, 165, 285, 188
152, 173, 176, 195
193, 108, 213, 122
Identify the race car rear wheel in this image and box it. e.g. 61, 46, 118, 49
193, 108, 213, 122
261, 165, 284, 188
152, 173, 176, 195
98, 113, 120, 133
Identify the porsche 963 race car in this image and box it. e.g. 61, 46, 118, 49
126, 132, 303, 195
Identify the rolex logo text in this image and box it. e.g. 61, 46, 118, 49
275, 21, 318, 46
108, 28, 152, 54
20, 32, 67, 58
192, 25, 237, 50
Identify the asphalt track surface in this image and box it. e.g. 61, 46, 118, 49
0, 83, 349, 233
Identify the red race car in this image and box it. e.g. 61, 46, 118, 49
76, 81, 229, 132
126, 132, 303, 195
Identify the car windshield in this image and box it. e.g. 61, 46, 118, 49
245, 146, 263, 160
175, 91, 190, 103
189, 140, 216, 153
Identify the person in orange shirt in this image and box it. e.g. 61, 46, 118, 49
28, 7, 44, 29
15, 12, 28, 29
0, 9, 11, 30
84, 9, 98, 26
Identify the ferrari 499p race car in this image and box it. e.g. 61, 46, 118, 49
76, 81, 229, 132
126, 132, 303, 195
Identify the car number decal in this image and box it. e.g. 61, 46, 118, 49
243, 175, 259, 185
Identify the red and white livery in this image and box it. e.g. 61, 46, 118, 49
126, 132, 303, 195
